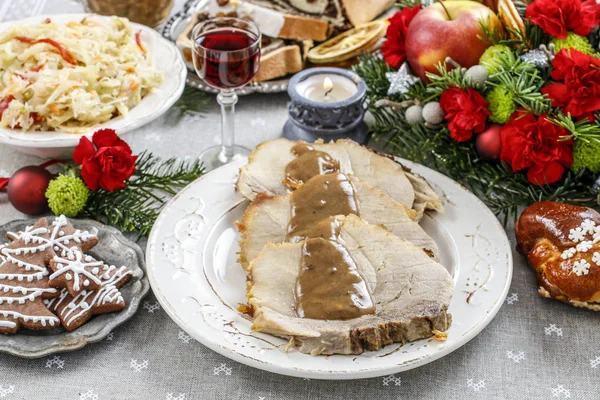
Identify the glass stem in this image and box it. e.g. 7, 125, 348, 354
217, 89, 238, 162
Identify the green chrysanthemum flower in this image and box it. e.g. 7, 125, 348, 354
551, 32, 595, 55
572, 138, 600, 173
486, 85, 516, 124
479, 44, 512, 75
45, 175, 89, 217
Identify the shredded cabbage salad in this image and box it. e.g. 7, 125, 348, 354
0, 17, 163, 133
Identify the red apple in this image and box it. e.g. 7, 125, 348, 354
405, 1, 500, 81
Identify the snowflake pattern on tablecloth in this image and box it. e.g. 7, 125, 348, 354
591, 356, 600, 369
467, 378, 485, 392
144, 132, 161, 142
130, 359, 148, 372
166, 394, 185, 400
45, 356, 65, 369
545, 324, 563, 337
0, 385, 15, 398
213, 363, 232, 376
507, 350, 525, 363
382, 374, 401, 386
143, 301, 161, 313
178, 330, 192, 344
551, 384, 571, 398
80, 389, 99, 400
250, 118, 266, 127
506, 292, 518, 305
106, 332, 114, 341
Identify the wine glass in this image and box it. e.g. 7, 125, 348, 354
192, 17, 261, 170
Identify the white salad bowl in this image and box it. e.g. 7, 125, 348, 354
0, 14, 187, 158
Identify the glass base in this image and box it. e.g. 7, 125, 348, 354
198, 145, 250, 171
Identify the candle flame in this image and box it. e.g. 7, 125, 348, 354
323, 77, 334, 92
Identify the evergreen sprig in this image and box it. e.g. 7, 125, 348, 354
80, 152, 205, 236
354, 54, 599, 223
547, 113, 600, 142
486, 47, 552, 115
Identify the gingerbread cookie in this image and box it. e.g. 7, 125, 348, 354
49, 250, 105, 295
0, 219, 60, 334
45, 264, 132, 331
46, 215, 98, 257
45, 216, 101, 296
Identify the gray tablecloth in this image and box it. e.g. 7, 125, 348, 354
0, 1, 599, 399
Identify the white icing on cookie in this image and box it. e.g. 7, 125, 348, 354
50, 250, 103, 292
46, 267, 131, 327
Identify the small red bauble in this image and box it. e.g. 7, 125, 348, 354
7, 166, 52, 215
476, 124, 502, 161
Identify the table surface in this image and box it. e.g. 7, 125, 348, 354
0, 1, 599, 399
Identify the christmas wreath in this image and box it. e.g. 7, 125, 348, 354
354, 0, 600, 223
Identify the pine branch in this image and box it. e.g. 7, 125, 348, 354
486, 48, 552, 115
80, 152, 205, 236
547, 113, 600, 142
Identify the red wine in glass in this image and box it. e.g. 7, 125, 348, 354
193, 28, 260, 89
191, 17, 261, 170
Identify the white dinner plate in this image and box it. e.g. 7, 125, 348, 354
146, 158, 513, 379
0, 14, 187, 158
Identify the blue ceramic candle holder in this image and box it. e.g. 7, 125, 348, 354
283, 67, 369, 144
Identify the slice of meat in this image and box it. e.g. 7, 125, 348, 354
247, 215, 453, 355
404, 171, 445, 220
237, 138, 444, 216
239, 175, 439, 268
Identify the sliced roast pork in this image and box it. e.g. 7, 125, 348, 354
247, 214, 453, 355
239, 173, 439, 268
237, 138, 443, 216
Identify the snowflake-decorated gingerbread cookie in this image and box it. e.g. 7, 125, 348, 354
48, 250, 106, 295
0, 219, 60, 334
45, 216, 102, 296
45, 264, 132, 331
46, 215, 98, 257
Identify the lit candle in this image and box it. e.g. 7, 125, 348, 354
296, 74, 358, 103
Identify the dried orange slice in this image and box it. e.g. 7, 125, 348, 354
307, 20, 388, 64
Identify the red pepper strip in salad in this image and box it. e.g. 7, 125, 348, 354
135, 31, 146, 54
31, 62, 46, 72
0, 96, 15, 117
14, 36, 77, 65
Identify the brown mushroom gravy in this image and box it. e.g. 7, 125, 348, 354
286, 173, 359, 243
295, 235, 376, 320
285, 172, 375, 320
284, 143, 340, 188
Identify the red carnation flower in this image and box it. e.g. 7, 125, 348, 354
440, 87, 491, 142
525, 0, 600, 39
382, 5, 421, 69
542, 49, 600, 120
73, 129, 137, 192
500, 113, 573, 185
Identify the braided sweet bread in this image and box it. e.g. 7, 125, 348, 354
516, 201, 600, 311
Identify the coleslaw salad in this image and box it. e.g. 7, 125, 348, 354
0, 16, 163, 133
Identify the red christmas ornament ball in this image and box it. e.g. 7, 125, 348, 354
7, 166, 53, 215
476, 124, 502, 161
